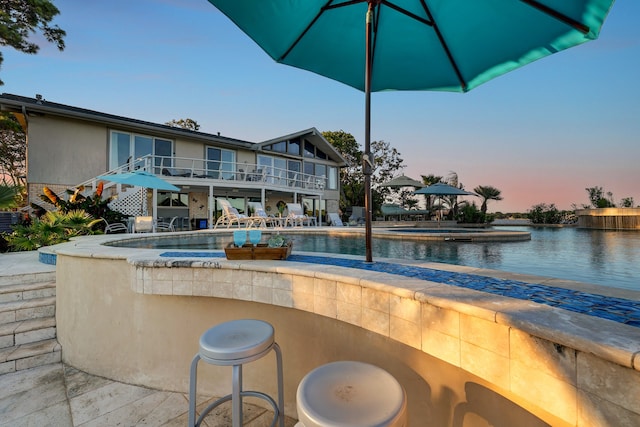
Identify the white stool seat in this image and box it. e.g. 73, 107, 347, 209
199, 319, 274, 362
296, 361, 406, 427
189, 319, 284, 427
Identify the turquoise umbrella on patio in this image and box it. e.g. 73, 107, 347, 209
205, 0, 615, 262
98, 171, 180, 192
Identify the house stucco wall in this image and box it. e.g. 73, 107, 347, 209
27, 115, 108, 185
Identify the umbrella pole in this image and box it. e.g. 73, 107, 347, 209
363, 2, 374, 263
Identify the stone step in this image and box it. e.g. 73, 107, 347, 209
0, 317, 57, 349
0, 271, 56, 287
0, 281, 56, 303
0, 338, 61, 375
0, 296, 56, 326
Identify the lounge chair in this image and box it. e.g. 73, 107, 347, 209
285, 203, 315, 227
214, 198, 251, 229
247, 202, 279, 228
349, 206, 366, 225
327, 213, 344, 226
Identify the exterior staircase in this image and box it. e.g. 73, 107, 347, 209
0, 276, 60, 375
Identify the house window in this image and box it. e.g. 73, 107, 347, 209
206, 147, 235, 179
257, 155, 287, 185
157, 192, 188, 207
303, 162, 328, 188
328, 166, 337, 190
287, 138, 301, 155
288, 160, 301, 186
109, 131, 174, 171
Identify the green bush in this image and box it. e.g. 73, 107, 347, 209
5, 210, 102, 251
36, 184, 127, 228
456, 202, 487, 224
527, 203, 563, 224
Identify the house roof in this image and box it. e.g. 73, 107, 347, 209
0, 93, 346, 165
256, 127, 347, 166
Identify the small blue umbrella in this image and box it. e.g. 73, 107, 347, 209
205, 0, 615, 261
98, 171, 180, 192
414, 182, 476, 196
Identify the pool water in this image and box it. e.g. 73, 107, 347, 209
113, 227, 640, 290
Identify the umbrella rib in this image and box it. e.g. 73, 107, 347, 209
278, 0, 367, 62
420, 0, 468, 91
520, 0, 590, 35
380, 0, 432, 26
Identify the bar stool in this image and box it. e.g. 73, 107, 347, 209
295, 361, 406, 427
188, 319, 284, 427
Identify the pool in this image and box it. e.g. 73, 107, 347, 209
107, 226, 638, 290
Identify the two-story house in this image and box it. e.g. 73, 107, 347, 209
0, 93, 346, 228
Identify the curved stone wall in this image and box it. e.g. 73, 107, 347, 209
51, 236, 640, 426
576, 208, 640, 230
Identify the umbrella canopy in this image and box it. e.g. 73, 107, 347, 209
414, 182, 476, 196
206, 1, 613, 93
206, 0, 615, 261
98, 171, 180, 192
380, 174, 424, 188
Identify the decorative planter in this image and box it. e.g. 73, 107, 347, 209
224, 242, 292, 260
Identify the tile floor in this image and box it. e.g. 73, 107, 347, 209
0, 363, 296, 426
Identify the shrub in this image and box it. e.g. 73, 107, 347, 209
5, 210, 102, 251
456, 202, 487, 224
528, 203, 563, 224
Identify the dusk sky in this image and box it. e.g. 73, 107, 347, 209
2, 0, 638, 212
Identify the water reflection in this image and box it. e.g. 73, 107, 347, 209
116, 227, 639, 290
291, 228, 639, 290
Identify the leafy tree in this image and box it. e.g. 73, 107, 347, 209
0, 0, 66, 85
585, 186, 615, 208
620, 197, 635, 208
473, 185, 503, 214
528, 203, 563, 224
370, 139, 404, 210
165, 118, 200, 131
323, 130, 361, 215
0, 113, 26, 187
323, 130, 404, 217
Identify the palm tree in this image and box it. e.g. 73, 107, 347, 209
0, 184, 21, 209
473, 185, 503, 214
419, 174, 443, 212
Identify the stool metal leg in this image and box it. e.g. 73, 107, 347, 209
274, 342, 285, 427
188, 354, 201, 427
232, 364, 243, 427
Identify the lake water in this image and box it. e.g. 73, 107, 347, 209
118, 226, 639, 291
291, 226, 640, 291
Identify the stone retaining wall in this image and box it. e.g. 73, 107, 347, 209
52, 241, 640, 426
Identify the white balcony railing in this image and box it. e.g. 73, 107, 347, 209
81, 155, 327, 194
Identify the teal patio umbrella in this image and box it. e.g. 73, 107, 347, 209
98, 171, 180, 192
206, 0, 615, 262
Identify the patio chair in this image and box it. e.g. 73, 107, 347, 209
214, 198, 251, 229
156, 216, 178, 232
247, 202, 279, 228
327, 213, 344, 226
349, 206, 366, 225
102, 219, 129, 234
285, 203, 315, 227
